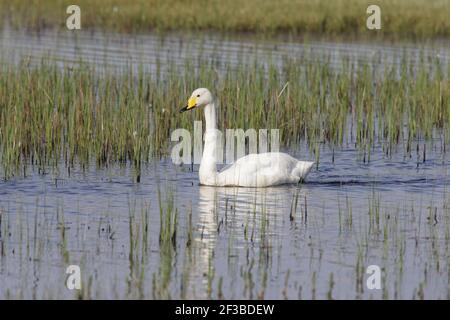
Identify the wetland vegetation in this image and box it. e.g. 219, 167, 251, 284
0, 52, 448, 179
1, 0, 450, 38
0, 1, 448, 300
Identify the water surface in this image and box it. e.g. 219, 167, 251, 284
0, 29, 449, 299
0, 142, 448, 299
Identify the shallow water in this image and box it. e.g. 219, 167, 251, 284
0, 29, 449, 299
0, 141, 448, 299
1, 28, 449, 75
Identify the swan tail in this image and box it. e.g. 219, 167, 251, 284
293, 161, 314, 182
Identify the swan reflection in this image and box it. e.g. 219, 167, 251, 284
186, 185, 307, 298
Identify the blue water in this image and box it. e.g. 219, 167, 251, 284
0, 29, 448, 299
0, 139, 448, 299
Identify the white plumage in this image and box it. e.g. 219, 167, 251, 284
181, 88, 314, 187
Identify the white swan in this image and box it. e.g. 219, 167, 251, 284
180, 88, 314, 187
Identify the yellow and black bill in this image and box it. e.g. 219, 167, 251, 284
180, 97, 197, 113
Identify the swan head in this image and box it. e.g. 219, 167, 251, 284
180, 88, 213, 113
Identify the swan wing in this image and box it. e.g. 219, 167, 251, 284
217, 153, 313, 187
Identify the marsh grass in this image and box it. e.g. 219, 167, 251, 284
152, 189, 178, 299
1, 0, 450, 38
0, 53, 448, 179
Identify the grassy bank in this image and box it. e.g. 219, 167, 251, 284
1, 0, 450, 38
0, 53, 448, 179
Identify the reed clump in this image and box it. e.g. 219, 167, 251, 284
1, 0, 450, 38
0, 54, 448, 178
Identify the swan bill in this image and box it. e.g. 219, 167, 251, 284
179, 105, 189, 113
180, 96, 197, 113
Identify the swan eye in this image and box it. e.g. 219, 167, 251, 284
197, 94, 200, 97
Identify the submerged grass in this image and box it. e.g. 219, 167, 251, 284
0, 53, 448, 179
1, 0, 450, 38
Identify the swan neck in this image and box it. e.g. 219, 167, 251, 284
204, 102, 217, 131
199, 102, 219, 185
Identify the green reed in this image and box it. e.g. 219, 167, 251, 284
2, 0, 450, 38
0, 53, 448, 179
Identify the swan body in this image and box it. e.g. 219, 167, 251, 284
180, 88, 314, 187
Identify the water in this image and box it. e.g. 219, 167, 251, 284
0, 29, 449, 299
0, 141, 448, 299
1, 28, 449, 75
